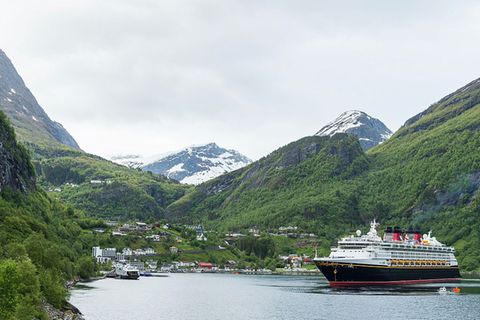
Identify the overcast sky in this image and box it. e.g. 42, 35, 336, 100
1, 1, 479, 160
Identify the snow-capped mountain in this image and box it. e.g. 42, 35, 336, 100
0, 49, 80, 150
315, 110, 392, 150
111, 143, 251, 185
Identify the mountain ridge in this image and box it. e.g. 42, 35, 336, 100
112, 142, 252, 185
0, 49, 80, 150
315, 110, 392, 150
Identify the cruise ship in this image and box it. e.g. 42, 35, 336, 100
314, 221, 461, 287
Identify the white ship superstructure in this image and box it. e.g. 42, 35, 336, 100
314, 221, 461, 286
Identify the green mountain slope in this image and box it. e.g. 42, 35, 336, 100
166, 78, 480, 271
167, 135, 368, 234
32, 145, 190, 219
0, 111, 98, 319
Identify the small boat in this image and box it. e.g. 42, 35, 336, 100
438, 287, 448, 294
114, 263, 140, 280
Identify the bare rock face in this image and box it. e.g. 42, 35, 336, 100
315, 110, 392, 150
0, 49, 80, 150
0, 112, 35, 192
42, 301, 85, 320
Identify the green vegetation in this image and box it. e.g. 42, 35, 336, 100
29, 145, 190, 220
0, 112, 101, 318
166, 79, 480, 271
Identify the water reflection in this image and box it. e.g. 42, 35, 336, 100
254, 275, 480, 296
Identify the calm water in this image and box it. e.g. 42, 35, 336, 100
70, 274, 480, 320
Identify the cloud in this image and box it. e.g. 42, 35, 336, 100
1, 0, 480, 159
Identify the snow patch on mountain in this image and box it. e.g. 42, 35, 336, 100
111, 143, 251, 185
316, 110, 393, 150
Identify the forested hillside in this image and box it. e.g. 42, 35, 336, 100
166, 78, 480, 271
32, 145, 190, 219
0, 112, 98, 319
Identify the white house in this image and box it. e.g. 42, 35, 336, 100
196, 233, 207, 241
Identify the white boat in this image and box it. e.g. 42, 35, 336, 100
114, 263, 140, 280
314, 220, 461, 287
438, 287, 448, 294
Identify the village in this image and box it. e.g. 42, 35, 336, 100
90, 220, 321, 276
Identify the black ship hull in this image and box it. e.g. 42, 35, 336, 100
315, 261, 461, 287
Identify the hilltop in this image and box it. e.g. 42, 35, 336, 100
315, 110, 392, 150
113, 143, 251, 185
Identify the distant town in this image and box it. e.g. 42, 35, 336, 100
90, 220, 320, 275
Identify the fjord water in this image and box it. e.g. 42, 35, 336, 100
70, 274, 480, 320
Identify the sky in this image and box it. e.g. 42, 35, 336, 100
1, 0, 480, 160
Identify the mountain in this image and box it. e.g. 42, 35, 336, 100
0, 110, 97, 318
112, 143, 252, 185
0, 49, 80, 150
0, 48, 189, 220
315, 110, 392, 150
166, 78, 480, 271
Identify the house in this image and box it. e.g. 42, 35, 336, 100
135, 222, 149, 231
169, 246, 179, 254
146, 234, 161, 242
291, 258, 302, 268
225, 260, 237, 269
198, 262, 214, 270
196, 233, 207, 241
146, 260, 158, 271
133, 249, 146, 256
90, 180, 103, 184
112, 231, 126, 236
144, 247, 155, 255
122, 248, 133, 256
160, 264, 175, 272
175, 261, 196, 268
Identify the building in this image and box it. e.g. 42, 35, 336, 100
198, 262, 214, 270
133, 249, 146, 256
144, 248, 155, 255
146, 234, 161, 242
122, 248, 133, 256
169, 246, 179, 254
146, 260, 158, 271
92, 246, 102, 258
196, 233, 207, 241
102, 248, 117, 258
175, 261, 196, 268
129, 261, 145, 272
92, 246, 114, 264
